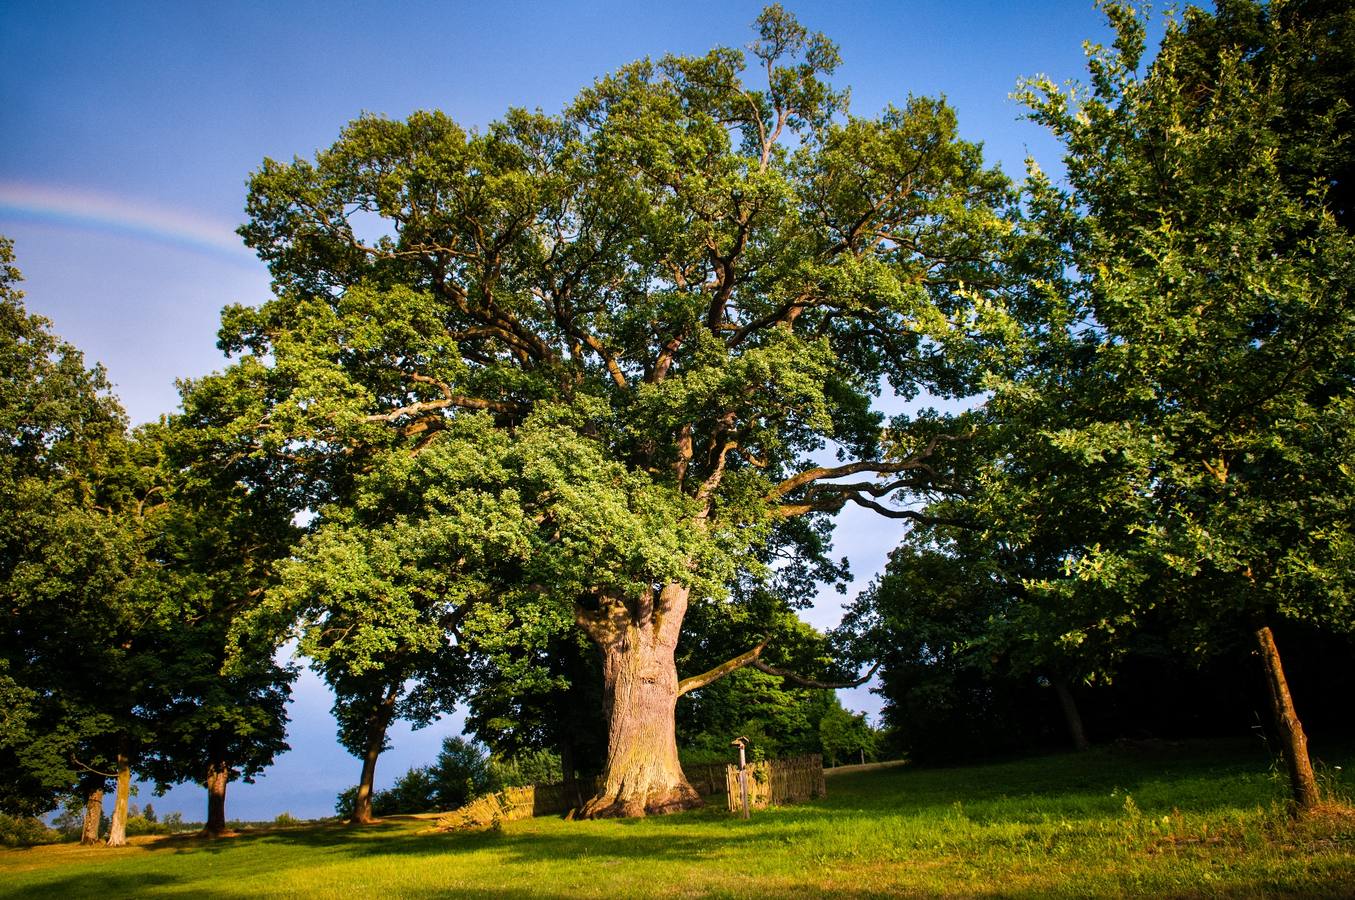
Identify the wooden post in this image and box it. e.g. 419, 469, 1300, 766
731, 737, 750, 820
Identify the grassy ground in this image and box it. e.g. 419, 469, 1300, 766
3, 738, 1352, 898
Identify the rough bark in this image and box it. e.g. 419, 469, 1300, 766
350, 685, 399, 825
576, 583, 702, 818
204, 760, 230, 836
79, 782, 104, 845
1053, 679, 1090, 752
106, 738, 131, 847
1254, 622, 1320, 811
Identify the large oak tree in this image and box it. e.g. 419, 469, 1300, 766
211, 7, 1012, 817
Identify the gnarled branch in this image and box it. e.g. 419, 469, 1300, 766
765, 431, 967, 504
364, 373, 522, 424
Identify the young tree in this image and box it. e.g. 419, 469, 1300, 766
134, 428, 297, 837
207, 7, 1012, 816
266, 466, 469, 825
285, 592, 462, 825
999, 0, 1355, 811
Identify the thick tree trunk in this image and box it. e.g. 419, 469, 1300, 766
1254, 622, 1320, 812
350, 686, 399, 825
577, 583, 701, 819
204, 761, 230, 836
1053, 679, 1090, 752
106, 738, 131, 847
80, 782, 104, 845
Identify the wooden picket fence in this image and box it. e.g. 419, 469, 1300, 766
684, 762, 728, 797
725, 753, 826, 812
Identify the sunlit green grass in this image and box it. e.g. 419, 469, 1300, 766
3, 738, 1352, 897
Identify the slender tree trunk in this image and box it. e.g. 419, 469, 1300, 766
80, 782, 104, 845
1053, 678, 1090, 752
350, 685, 399, 825
1254, 622, 1320, 812
106, 737, 131, 847
577, 583, 701, 818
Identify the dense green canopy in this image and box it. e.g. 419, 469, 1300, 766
847, 0, 1355, 808
194, 5, 1014, 816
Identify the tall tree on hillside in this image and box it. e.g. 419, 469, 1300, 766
202, 6, 1013, 817
0, 237, 170, 845
0, 236, 118, 819
260, 449, 471, 825
135, 423, 297, 837
982, 0, 1355, 811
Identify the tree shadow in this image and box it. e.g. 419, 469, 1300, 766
15, 737, 1348, 900
0, 871, 184, 899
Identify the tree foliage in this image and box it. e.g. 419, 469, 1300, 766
2, 238, 296, 836
848, 0, 1354, 802
0, 236, 146, 817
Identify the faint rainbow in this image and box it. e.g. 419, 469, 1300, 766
0, 182, 260, 267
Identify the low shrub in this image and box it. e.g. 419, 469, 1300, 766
0, 813, 60, 847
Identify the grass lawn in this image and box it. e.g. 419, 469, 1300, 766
3, 738, 1353, 898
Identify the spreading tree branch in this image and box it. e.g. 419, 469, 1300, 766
363, 373, 522, 424
677, 640, 767, 696
766, 432, 966, 503
676, 642, 880, 696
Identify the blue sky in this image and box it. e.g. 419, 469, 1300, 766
2, 1, 1135, 821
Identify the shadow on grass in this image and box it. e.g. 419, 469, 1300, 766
10, 737, 1351, 899
147, 738, 1330, 852
5, 872, 184, 897
4, 824, 784, 900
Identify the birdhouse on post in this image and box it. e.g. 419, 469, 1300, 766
731, 736, 750, 820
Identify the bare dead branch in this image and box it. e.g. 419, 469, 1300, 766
70, 756, 119, 779
750, 658, 881, 689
